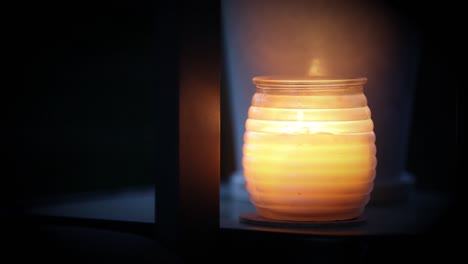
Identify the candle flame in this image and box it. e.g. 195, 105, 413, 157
308, 59, 322, 76
298, 110, 304, 121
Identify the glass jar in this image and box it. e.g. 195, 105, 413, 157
242, 76, 376, 221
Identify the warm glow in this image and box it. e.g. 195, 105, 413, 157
243, 76, 376, 221
307, 58, 323, 76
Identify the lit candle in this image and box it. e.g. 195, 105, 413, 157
242, 76, 377, 221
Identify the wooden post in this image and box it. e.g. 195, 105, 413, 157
155, 0, 221, 254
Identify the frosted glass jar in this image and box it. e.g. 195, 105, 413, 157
242, 76, 377, 221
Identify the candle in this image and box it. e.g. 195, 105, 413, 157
242, 76, 376, 221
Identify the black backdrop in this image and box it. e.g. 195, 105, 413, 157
5, 2, 159, 207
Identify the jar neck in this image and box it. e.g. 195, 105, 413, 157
253, 76, 367, 95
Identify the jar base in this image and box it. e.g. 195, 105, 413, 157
239, 213, 366, 229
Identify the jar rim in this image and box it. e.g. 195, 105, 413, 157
253, 76, 367, 87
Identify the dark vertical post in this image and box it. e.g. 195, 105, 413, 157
155, 0, 221, 254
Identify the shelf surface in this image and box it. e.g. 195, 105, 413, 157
25, 184, 452, 236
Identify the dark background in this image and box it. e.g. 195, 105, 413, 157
3, 0, 460, 220
4, 2, 159, 208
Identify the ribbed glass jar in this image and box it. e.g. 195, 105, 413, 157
242, 76, 377, 221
